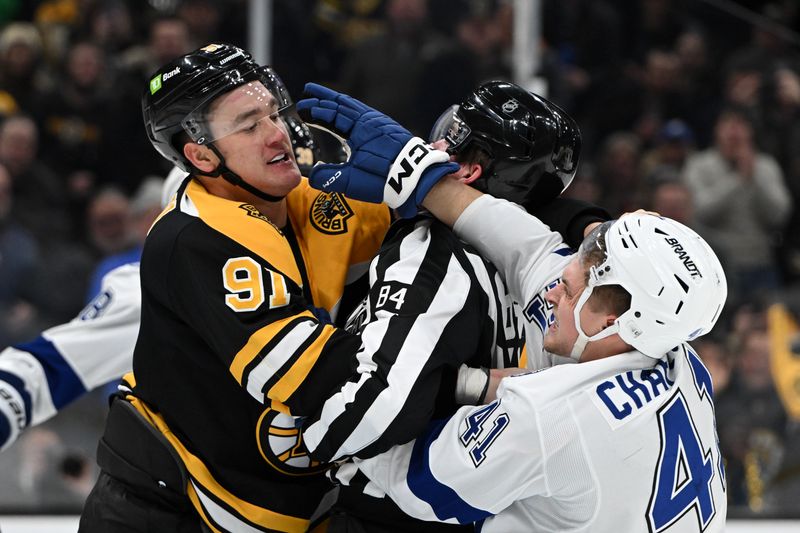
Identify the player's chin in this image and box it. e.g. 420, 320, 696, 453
266, 163, 302, 191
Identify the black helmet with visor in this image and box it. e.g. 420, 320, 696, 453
142, 43, 293, 201
429, 81, 581, 209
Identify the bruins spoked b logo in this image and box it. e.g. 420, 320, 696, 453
310, 192, 353, 235
256, 409, 329, 476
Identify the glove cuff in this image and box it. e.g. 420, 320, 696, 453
384, 137, 450, 210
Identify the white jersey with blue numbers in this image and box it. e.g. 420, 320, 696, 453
354, 344, 726, 532
0, 263, 139, 451
454, 196, 575, 371
351, 195, 726, 531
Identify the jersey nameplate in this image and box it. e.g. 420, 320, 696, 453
591, 357, 675, 430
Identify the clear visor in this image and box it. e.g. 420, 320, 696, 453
428, 105, 472, 153
182, 75, 291, 145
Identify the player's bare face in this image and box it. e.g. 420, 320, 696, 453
543, 258, 583, 355
209, 83, 301, 198
543, 258, 608, 357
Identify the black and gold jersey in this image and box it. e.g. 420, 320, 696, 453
128, 177, 389, 532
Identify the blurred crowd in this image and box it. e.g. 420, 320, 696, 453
0, 0, 798, 519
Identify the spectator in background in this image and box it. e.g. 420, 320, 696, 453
648, 179, 693, 227
717, 326, 789, 510
683, 107, 791, 305
176, 0, 223, 50
337, 0, 453, 135
118, 14, 191, 85
418, 0, 512, 131
541, 0, 624, 150
595, 131, 643, 216
639, 118, 695, 181
85, 176, 163, 300
35, 41, 111, 194
311, 0, 387, 85
760, 66, 800, 282
693, 336, 733, 398
101, 15, 191, 192
629, 47, 691, 145
0, 114, 71, 244
0, 162, 42, 345
674, 29, 719, 145
85, 187, 132, 263
0, 22, 51, 115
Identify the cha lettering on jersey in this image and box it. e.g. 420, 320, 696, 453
591, 356, 675, 429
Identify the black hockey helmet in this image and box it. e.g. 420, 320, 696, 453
142, 43, 292, 174
429, 81, 581, 209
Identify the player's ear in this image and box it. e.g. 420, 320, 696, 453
461, 163, 483, 185
184, 143, 220, 174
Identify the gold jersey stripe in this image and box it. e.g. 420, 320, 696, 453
520, 344, 528, 369
186, 179, 303, 287
149, 194, 177, 234
128, 396, 310, 532
230, 311, 315, 385
267, 324, 337, 403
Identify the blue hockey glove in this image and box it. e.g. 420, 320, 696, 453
296, 83, 459, 218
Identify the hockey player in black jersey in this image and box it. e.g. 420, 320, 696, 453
79, 43, 399, 532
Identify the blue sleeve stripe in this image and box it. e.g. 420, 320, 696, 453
553, 246, 573, 257
12, 336, 87, 410
0, 407, 10, 448
407, 418, 493, 524
0, 369, 32, 425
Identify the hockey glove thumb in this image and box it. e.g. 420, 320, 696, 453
297, 83, 459, 218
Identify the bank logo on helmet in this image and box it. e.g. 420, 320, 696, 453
149, 74, 162, 95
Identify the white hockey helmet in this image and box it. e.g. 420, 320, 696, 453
570, 214, 727, 360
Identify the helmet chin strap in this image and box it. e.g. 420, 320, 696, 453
203, 143, 286, 203
569, 285, 620, 361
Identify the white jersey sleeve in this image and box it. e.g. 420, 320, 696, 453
0, 263, 140, 451
353, 381, 548, 525
453, 194, 575, 370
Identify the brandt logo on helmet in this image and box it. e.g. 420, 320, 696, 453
310, 192, 353, 235
502, 99, 519, 114
664, 237, 703, 278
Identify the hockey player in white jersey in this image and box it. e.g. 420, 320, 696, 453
0, 264, 140, 452
299, 84, 729, 532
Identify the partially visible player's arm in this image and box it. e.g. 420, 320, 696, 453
0, 264, 141, 451
353, 375, 546, 524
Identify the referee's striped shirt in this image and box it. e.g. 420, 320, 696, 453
303, 215, 526, 463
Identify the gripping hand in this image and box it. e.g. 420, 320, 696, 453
296, 83, 458, 218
